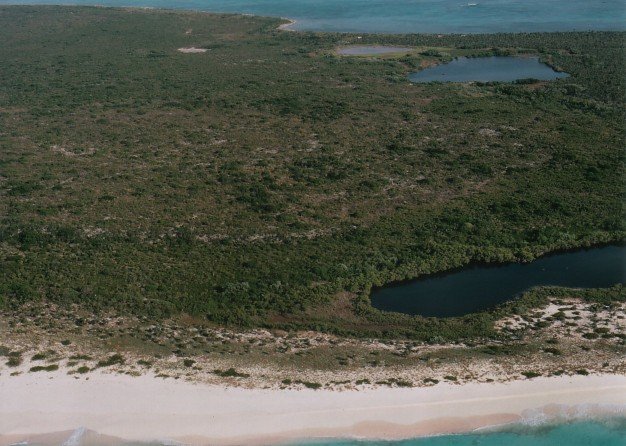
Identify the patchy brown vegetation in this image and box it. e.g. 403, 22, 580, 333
1, 294, 623, 389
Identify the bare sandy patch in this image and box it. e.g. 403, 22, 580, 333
51, 145, 96, 157
177, 47, 207, 54
336, 45, 415, 56
277, 18, 296, 31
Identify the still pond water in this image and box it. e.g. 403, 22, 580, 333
370, 245, 626, 317
337, 45, 414, 56
408, 56, 569, 83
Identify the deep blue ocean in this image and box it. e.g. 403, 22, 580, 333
0, 0, 625, 33
297, 421, 626, 446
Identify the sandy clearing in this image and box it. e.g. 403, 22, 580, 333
336, 45, 415, 56
177, 47, 208, 53
277, 18, 296, 31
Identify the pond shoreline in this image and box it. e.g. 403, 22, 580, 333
369, 241, 626, 317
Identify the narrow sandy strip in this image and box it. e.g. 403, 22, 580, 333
0, 373, 624, 445
177, 47, 207, 53
277, 18, 296, 31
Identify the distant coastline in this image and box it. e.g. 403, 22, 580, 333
0, 0, 625, 33
277, 18, 296, 31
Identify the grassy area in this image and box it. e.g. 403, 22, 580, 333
0, 6, 624, 338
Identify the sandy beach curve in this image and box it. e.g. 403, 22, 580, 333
277, 18, 296, 31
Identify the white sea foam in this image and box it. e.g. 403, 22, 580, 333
514, 403, 626, 431
62, 427, 86, 446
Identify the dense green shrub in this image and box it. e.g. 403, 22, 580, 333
0, 6, 623, 339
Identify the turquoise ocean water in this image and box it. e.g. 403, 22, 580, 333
297, 421, 626, 446
0, 0, 625, 33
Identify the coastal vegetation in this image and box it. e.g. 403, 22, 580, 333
213, 367, 250, 378
0, 287, 623, 387
29, 364, 59, 373
0, 6, 624, 339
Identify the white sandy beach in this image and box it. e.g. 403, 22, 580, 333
1, 372, 625, 445
277, 18, 296, 31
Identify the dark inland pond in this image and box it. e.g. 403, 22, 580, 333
408, 56, 569, 83
370, 245, 626, 317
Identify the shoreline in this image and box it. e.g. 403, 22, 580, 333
1, 373, 624, 445
277, 17, 297, 31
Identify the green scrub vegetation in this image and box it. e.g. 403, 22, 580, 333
0, 6, 623, 338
